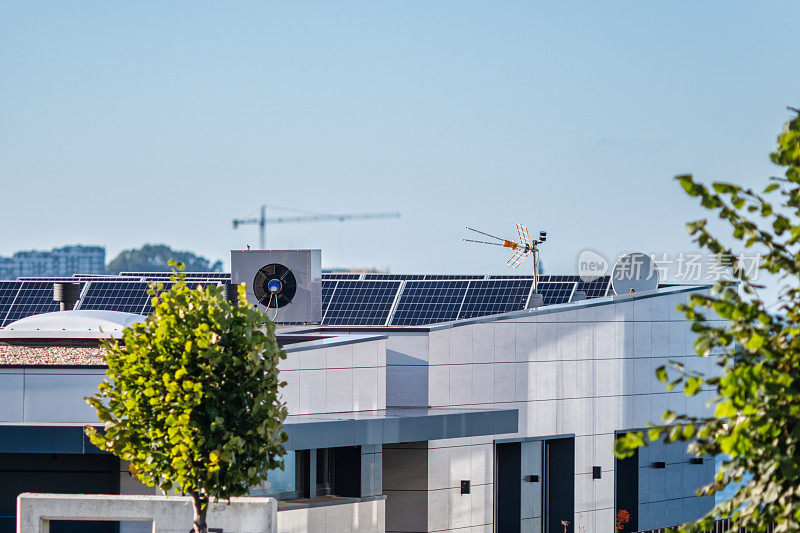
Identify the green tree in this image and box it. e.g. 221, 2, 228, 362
86, 263, 288, 533
106, 244, 223, 274
615, 110, 800, 532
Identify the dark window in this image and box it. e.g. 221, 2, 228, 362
544, 438, 574, 533
0, 453, 119, 533
615, 448, 638, 532
495, 442, 521, 533
296, 447, 362, 500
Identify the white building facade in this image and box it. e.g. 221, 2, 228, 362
0, 284, 719, 533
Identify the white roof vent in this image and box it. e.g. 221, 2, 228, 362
0, 310, 145, 340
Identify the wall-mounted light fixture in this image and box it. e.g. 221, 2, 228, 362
690, 458, 704, 465
593, 466, 602, 479
651, 461, 666, 469
461, 480, 470, 494
523, 475, 539, 483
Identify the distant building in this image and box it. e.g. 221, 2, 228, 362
0, 245, 105, 279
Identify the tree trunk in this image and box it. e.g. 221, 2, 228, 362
191, 492, 209, 533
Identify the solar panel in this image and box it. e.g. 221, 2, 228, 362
488, 274, 611, 299
541, 275, 570, 282
17, 277, 87, 282
322, 280, 337, 316
323, 280, 401, 326
390, 280, 469, 326
322, 273, 362, 280
424, 274, 485, 280
363, 274, 423, 281
537, 281, 577, 306
118, 272, 231, 280
72, 274, 141, 281
577, 275, 611, 298
139, 282, 179, 315
79, 281, 151, 315
0, 281, 22, 327
3, 281, 75, 325
458, 279, 533, 319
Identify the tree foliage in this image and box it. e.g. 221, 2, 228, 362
106, 244, 223, 274
86, 263, 288, 533
615, 110, 800, 532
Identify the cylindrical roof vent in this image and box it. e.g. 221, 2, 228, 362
53, 282, 81, 311
225, 283, 240, 302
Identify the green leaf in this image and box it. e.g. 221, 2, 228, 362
745, 334, 764, 351
684, 377, 703, 396
715, 401, 737, 418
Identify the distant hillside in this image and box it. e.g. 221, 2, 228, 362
106, 244, 223, 274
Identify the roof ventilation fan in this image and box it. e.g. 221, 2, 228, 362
253, 263, 297, 308
230, 249, 321, 323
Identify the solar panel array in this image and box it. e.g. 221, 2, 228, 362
538, 281, 577, 306
0, 282, 22, 327
2, 281, 85, 326
321, 273, 361, 280
323, 280, 402, 326
80, 281, 152, 315
486, 274, 611, 298
118, 272, 231, 280
390, 280, 469, 326
0, 272, 612, 328
458, 278, 533, 320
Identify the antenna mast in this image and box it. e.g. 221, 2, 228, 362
464, 223, 547, 294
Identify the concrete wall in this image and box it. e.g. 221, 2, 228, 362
277, 498, 386, 533
279, 338, 387, 415
17, 493, 276, 533
0, 368, 104, 423
0, 338, 386, 425
381, 288, 721, 533
361, 445, 384, 498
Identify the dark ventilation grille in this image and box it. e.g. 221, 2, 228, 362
253, 264, 297, 308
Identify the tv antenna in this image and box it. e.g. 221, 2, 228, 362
464, 223, 547, 294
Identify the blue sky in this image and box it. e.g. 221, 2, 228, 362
1, 1, 798, 275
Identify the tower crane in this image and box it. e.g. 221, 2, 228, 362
232, 205, 401, 249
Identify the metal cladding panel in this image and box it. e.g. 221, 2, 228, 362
230, 250, 322, 324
